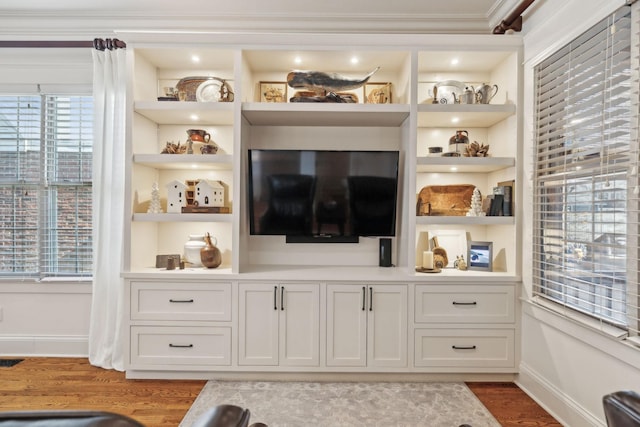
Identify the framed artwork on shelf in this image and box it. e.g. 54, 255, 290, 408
467, 241, 493, 272
364, 82, 392, 104
259, 81, 287, 103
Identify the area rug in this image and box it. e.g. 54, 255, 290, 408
180, 381, 500, 427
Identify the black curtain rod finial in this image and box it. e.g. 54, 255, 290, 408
492, 0, 535, 34
93, 38, 126, 51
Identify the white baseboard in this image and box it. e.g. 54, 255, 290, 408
0, 336, 88, 357
517, 362, 605, 427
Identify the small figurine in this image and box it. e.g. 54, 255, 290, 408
455, 255, 468, 271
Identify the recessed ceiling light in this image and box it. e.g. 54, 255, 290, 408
450, 167, 458, 172
451, 117, 460, 123
191, 55, 200, 63
351, 56, 359, 64
294, 56, 302, 65
190, 114, 199, 121
451, 58, 459, 66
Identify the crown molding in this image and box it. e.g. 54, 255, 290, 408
486, 0, 521, 29
0, 11, 501, 39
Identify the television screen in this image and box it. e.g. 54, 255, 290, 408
248, 149, 399, 240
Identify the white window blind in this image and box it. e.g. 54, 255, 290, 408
533, 4, 639, 339
0, 94, 93, 278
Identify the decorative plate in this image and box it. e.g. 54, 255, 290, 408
196, 80, 223, 102
175, 76, 234, 102
434, 80, 465, 104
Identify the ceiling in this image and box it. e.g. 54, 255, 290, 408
0, 0, 521, 37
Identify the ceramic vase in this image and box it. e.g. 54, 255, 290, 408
201, 233, 222, 269
184, 234, 207, 267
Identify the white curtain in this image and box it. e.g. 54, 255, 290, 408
89, 47, 127, 371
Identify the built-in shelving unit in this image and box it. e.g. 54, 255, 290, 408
121, 33, 523, 379
134, 101, 234, 125
416, 104, 516, 127
242, 103, 410, 127
415, 156, 515, 173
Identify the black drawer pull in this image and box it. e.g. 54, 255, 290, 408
369, 286, 373, 311
452, 345, 477, 350
169, 344, 194, 348
362, 287, 366, 311
281, 286, 285, 311
274, 286, 278, 310
452, 301, 477, 306
169, 299, 194, 303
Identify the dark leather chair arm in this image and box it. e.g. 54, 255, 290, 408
190, 405, 251, 427
0, 410, 144, 426
603, 390, 640, 427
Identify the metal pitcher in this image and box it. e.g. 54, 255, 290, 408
460, 86, 475, 104
475, 83, 498, 104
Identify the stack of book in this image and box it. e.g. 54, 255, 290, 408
487, 180, 514, 216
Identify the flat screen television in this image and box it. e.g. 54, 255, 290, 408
248, 149, 400, 242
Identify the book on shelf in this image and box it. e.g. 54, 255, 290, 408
489, 194, 504, 216
494, 180, 514, 216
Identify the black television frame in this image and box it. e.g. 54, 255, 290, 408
247, 149, 400, 243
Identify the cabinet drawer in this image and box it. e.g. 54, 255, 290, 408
130, 326, 231, 366
414, 285, 514, 324
414, 328, 514, 368
131, 281, 231, 321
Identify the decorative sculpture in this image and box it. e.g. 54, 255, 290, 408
287, 67, 380, 103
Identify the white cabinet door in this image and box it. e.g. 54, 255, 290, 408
279, 284, 320, 366
327, 284, 407, 368
238, 283, 279, 366
326, 285, 367, 367
239, 283, 320, 367
368, 285, 407, 368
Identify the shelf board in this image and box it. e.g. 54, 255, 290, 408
133, 213, 233, 223
416, 156, 515, 173
417, 103, 516, 127
242, 102, 410, 127
134, 101, 234, 125
416, 216, 514, 225
133, 154, 233, 170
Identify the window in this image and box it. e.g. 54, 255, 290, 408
533, 4, 639, 339
0, 94, 93, 278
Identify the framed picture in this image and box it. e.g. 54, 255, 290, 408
364, 82, 392, 104
260, 81, 287, 103
467, 241, 493, 271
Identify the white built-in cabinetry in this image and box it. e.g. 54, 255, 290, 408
238, 283, 320, 367
122, 32, 522, 379
326, 284, 407, 368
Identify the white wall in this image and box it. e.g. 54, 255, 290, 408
519, 0, 640, 425
0, 282, 92, 356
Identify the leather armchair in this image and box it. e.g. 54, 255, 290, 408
0, 410, 144, 426
0, 406, 266, 427
603, 390, 640, 427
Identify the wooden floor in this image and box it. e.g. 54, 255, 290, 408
0, 358, 561, 427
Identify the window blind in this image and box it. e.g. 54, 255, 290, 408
533, 4, 639, 339
0, 94, 93, 278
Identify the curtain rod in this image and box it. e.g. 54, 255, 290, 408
0, 38, 126, 50
492, 0, 536, 34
